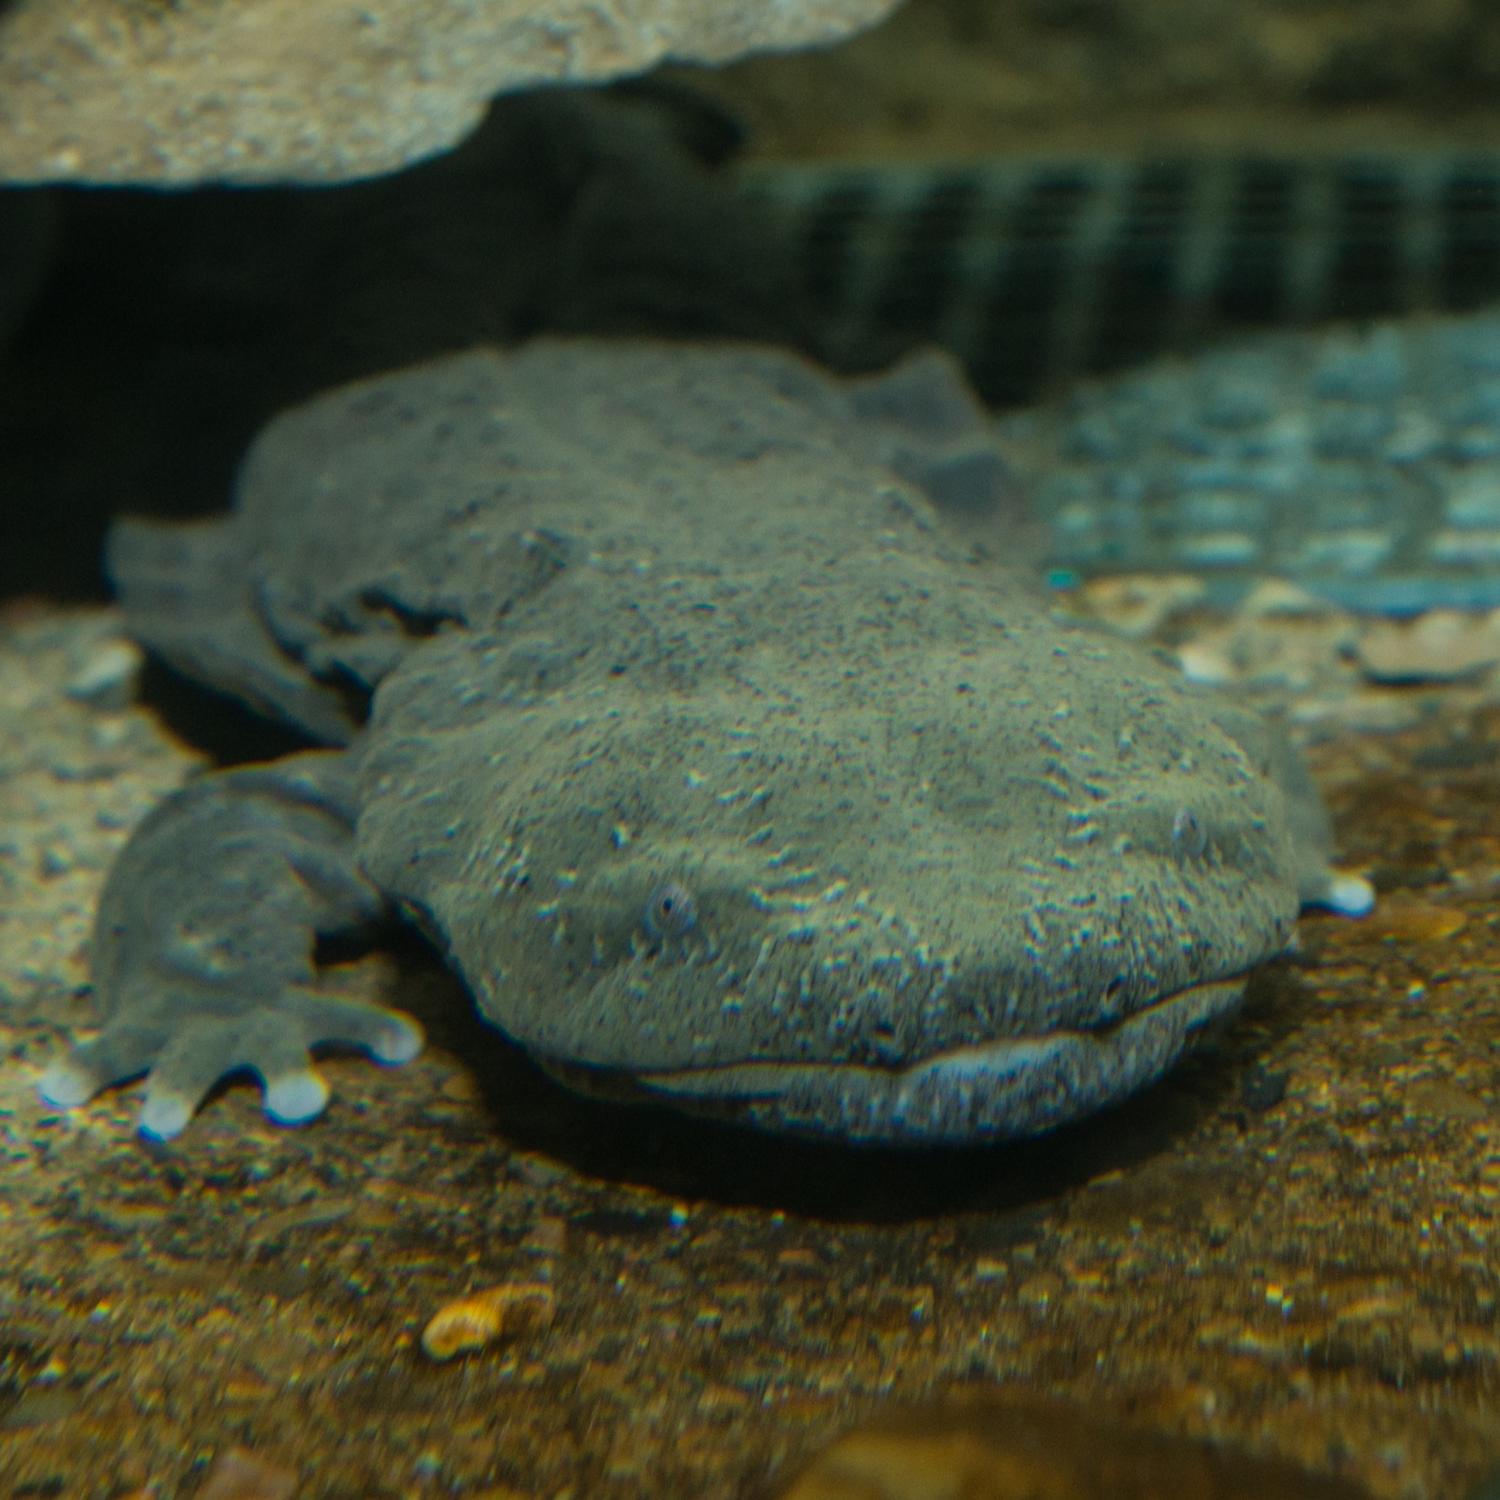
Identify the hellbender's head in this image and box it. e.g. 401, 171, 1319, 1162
359, 550, 1310, 1146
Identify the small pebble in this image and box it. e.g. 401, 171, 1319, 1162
195, 1446, 297, 1500
65, 638, 143, 710
421, 1281, 555, 1362
1078, 573, 1205, 638
1358, 610, 1500, 684
1370, 895, 1467, 944
522, 1215, 568, 1257
0, 1387, 78, 1428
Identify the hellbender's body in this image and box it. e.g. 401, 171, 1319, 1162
42, 341, 1362, 1143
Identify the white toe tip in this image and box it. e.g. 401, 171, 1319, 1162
372, 1017, 424, 1066
139, 1093, 193, 1141
38, 1061, 94, 1109
264, 1070, 331, 1125
1320, 871, 1376, 918
1332, 870, 1374, 912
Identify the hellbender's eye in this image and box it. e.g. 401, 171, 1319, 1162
1171, 806, 1209, 862
643, 880, 697, 939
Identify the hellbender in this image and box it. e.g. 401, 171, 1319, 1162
40, 341, 1369, 1144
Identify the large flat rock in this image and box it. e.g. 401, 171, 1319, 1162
0, 0, 900, 185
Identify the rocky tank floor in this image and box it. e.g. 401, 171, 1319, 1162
5, 593, 1500, 1498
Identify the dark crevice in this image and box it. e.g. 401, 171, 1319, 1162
355, 586, 464, 640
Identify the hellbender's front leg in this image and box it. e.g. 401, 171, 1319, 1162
40, 749, 423, 1139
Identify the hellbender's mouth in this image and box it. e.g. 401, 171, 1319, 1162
550, 973, 1253, 1146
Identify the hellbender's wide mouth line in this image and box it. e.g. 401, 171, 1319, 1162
552, 972, 1249, 1145
624, 967, 1255, 1091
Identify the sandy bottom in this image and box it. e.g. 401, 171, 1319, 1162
4, 594, 1500, 1498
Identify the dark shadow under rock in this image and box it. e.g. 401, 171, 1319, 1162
1, 85, 824, 600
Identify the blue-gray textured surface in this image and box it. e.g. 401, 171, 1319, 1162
739, 150, 1500, 612
999, 312, 1500, 614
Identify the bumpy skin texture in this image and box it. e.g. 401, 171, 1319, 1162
42, 754, 422, 1139
46, 342, 1356, 1143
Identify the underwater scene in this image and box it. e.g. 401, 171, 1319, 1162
6, 0, 1500, 1495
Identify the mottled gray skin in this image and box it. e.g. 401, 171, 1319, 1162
43, 341, 1354, 1144
997, 311, 1500, 615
